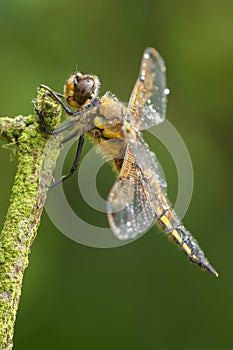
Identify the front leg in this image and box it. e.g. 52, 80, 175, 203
33, 84, 99, 135
40, 84, 76, 116
32, 98, 79, 135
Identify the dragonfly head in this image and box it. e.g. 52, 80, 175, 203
64, 72, 100, 109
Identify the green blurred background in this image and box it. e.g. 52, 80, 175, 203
0, 0, 232, 349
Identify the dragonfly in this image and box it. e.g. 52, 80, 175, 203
33, 47, 218, 277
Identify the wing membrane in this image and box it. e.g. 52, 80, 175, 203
107, 123, 170, 240
128, 47, 168, 130
127, 131, 167, 190
107, 144, 157, 239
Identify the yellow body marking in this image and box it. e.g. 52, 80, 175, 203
160, 214, 173, 230
171, 229, 183, 244
182, 243, 192, 256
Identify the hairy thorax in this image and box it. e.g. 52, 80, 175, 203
86, 95, 128, 171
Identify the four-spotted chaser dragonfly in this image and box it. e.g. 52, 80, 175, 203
33, 47, 218, 276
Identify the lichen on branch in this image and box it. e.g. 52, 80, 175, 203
0, 88, 62, 350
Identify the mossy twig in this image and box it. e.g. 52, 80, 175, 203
0, 89, 62, 350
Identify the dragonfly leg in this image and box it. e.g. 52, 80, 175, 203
50, 134, 85, 188
39, 85, 75, 116
40, 84, 99, 117
32, 98, 78, 135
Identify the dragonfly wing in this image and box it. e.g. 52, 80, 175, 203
128, 47, 168, 130
49, 106, 95, 143
107, 144, 157, 239
125, 129, 167, 190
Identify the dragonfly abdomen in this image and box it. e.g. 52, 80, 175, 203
158, 210, 196, 257
156, 203, 218, 276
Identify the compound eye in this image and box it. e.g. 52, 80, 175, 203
73, 74, 81, 86
65, 73, 98, 107
77, 78, 95, 95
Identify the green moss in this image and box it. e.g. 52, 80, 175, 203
0, 87, 63, 349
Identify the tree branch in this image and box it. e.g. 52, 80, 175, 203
0, 88, 62, 350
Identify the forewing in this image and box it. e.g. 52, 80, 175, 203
107, 144, 157, 240
128, 47, 168, 130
